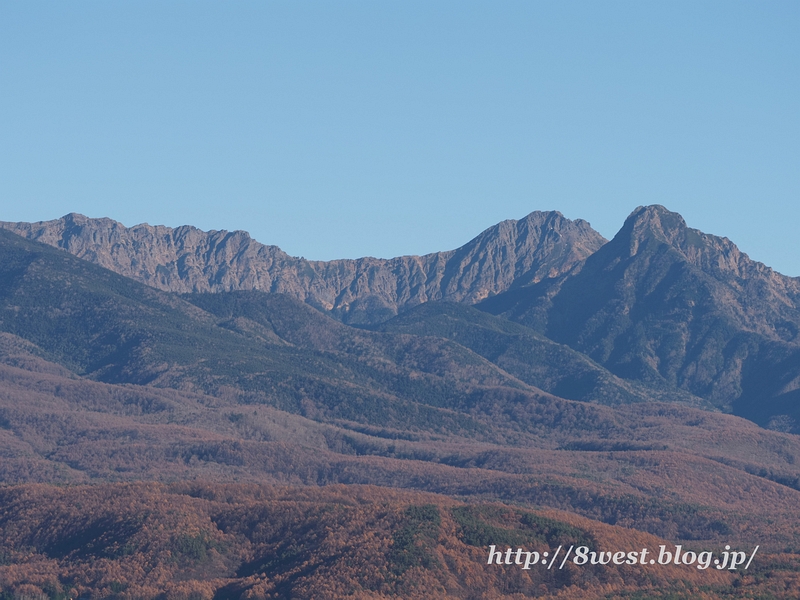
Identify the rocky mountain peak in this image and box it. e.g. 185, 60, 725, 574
611, 205, 796, 288
612, 205, 691, 256
480, 205, 800, 427
595, 206, 800, 340
454, 210, 607, 287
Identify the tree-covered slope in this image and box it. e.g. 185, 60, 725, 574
376, 301, 706, 407
0, 228, 528, 438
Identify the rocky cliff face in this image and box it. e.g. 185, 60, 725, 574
0, 211, 606, 324
615, 206, 800, 341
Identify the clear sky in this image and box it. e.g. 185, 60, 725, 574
1, 1, 798, 274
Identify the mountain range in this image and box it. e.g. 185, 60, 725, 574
1, 206, 800, 598
0, 210, 605, 324
3, 205, 799, 431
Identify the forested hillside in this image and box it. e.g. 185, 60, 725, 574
4, 483, 794, 600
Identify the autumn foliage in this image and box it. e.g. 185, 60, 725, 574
9, 482, 799, 599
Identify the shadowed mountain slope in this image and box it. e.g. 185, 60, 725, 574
184, 291, 697, 407
480, 205, 800, 431
374, 301, 706, 407
0, 210, 606, 324
3, 227, 658, 445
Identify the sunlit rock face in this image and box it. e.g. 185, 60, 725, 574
1, 210, 606, 324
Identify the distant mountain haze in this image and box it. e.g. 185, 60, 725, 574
0, 211, 606, 325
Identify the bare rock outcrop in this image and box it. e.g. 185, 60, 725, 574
0, 210, 607, 324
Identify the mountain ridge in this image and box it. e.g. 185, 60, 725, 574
0, 210, 607, 324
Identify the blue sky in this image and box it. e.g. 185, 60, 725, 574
1, 1, 798, 274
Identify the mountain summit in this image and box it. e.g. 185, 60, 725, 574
610, 205, 800, 341
480, 205, 800, 429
